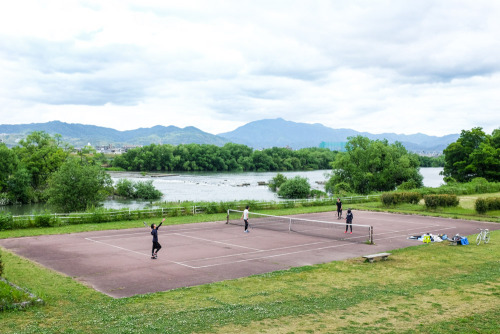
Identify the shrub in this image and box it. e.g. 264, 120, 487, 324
398, 180, 419, 190
0, 212, 13, 231
424, 194, 459, 209
325, 180, 352, 196
268, 173, 287, 192
475, 198, 488, 214
278, 176, 311, 199
115, 179, 135, 198
381, 193, 396, 206
34, 212, 54, 227
381, 192, 422, 206
475, 197, 500, 214
133, 180, 163, 200
333, 182, 352, 196
310, 189, 326, 198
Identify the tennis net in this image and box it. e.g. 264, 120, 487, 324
227, 209, 373, 244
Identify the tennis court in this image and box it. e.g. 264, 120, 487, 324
0, 210, 497, 298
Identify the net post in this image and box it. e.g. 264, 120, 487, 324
289, 218, 292, 232
226, 209, 229, 224
369, 226, 374, 244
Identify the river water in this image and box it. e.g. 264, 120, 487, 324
1, 168, 444, 215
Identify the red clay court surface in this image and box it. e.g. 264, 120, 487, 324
0, 210, 498, 298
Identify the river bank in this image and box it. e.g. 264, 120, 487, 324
0, 168, 444, 215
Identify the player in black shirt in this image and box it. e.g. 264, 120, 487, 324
151, 218, 165, 259
336, 198, 342, 219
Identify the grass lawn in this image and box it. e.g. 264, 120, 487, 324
0, 278, 33, 310
0, 231, 498, 333
351, 193, 500, 223
0, 202, 499, 333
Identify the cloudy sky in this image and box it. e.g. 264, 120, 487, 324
0, 0, 499, 136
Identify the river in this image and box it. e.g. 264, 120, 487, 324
1, 168, 444, 215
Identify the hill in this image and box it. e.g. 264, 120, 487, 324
0, 121, 228, 148
0, 119, 458, 153
218, 118, 458, 153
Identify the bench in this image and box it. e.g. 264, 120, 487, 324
363, 252, 392, 263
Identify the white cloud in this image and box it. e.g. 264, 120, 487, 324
0, 0, 499, 136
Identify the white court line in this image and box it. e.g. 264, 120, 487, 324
186, 242, 354, 269
84, 237, 147, 257
184, 226, 460, 269
88, 224, 228, 240
84, 237, 197, 269
172, 233, 261, 251
89, 232, 147, 240
178, 225, 458, 269
178, 240, 334, 264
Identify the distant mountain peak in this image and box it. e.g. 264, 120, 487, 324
0, 119, 459, 153
217, 118, 458, 153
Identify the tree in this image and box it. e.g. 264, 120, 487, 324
327, 136, 423, 195
6, 168, 33, 204
115, 179, 135, 198
77, 145, 98, 165
278, 176, 311, 199
0, 143, 18, 192
268, 173, 287, 192
46, 159, 113, 212
13, 131, 70, 190
132, 180, 163, 200
443, 127, 500, 182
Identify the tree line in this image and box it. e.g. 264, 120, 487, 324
110, 143, 338, 172
0, 131, 161, 212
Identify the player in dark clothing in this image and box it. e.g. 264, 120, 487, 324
151, 218, 165, 259
336, 198, 343, 219
345, 209, 353, 234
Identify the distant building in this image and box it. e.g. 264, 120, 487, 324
94, 144, 143, 154
319, 141, 347, 152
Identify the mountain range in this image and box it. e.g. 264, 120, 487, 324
0, 118, 458, 153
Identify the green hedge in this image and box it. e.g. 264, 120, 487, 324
424, 194, 459, 209
381, 192, 422, 206
475, 197, 500, 214
0, 212, 13, 231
